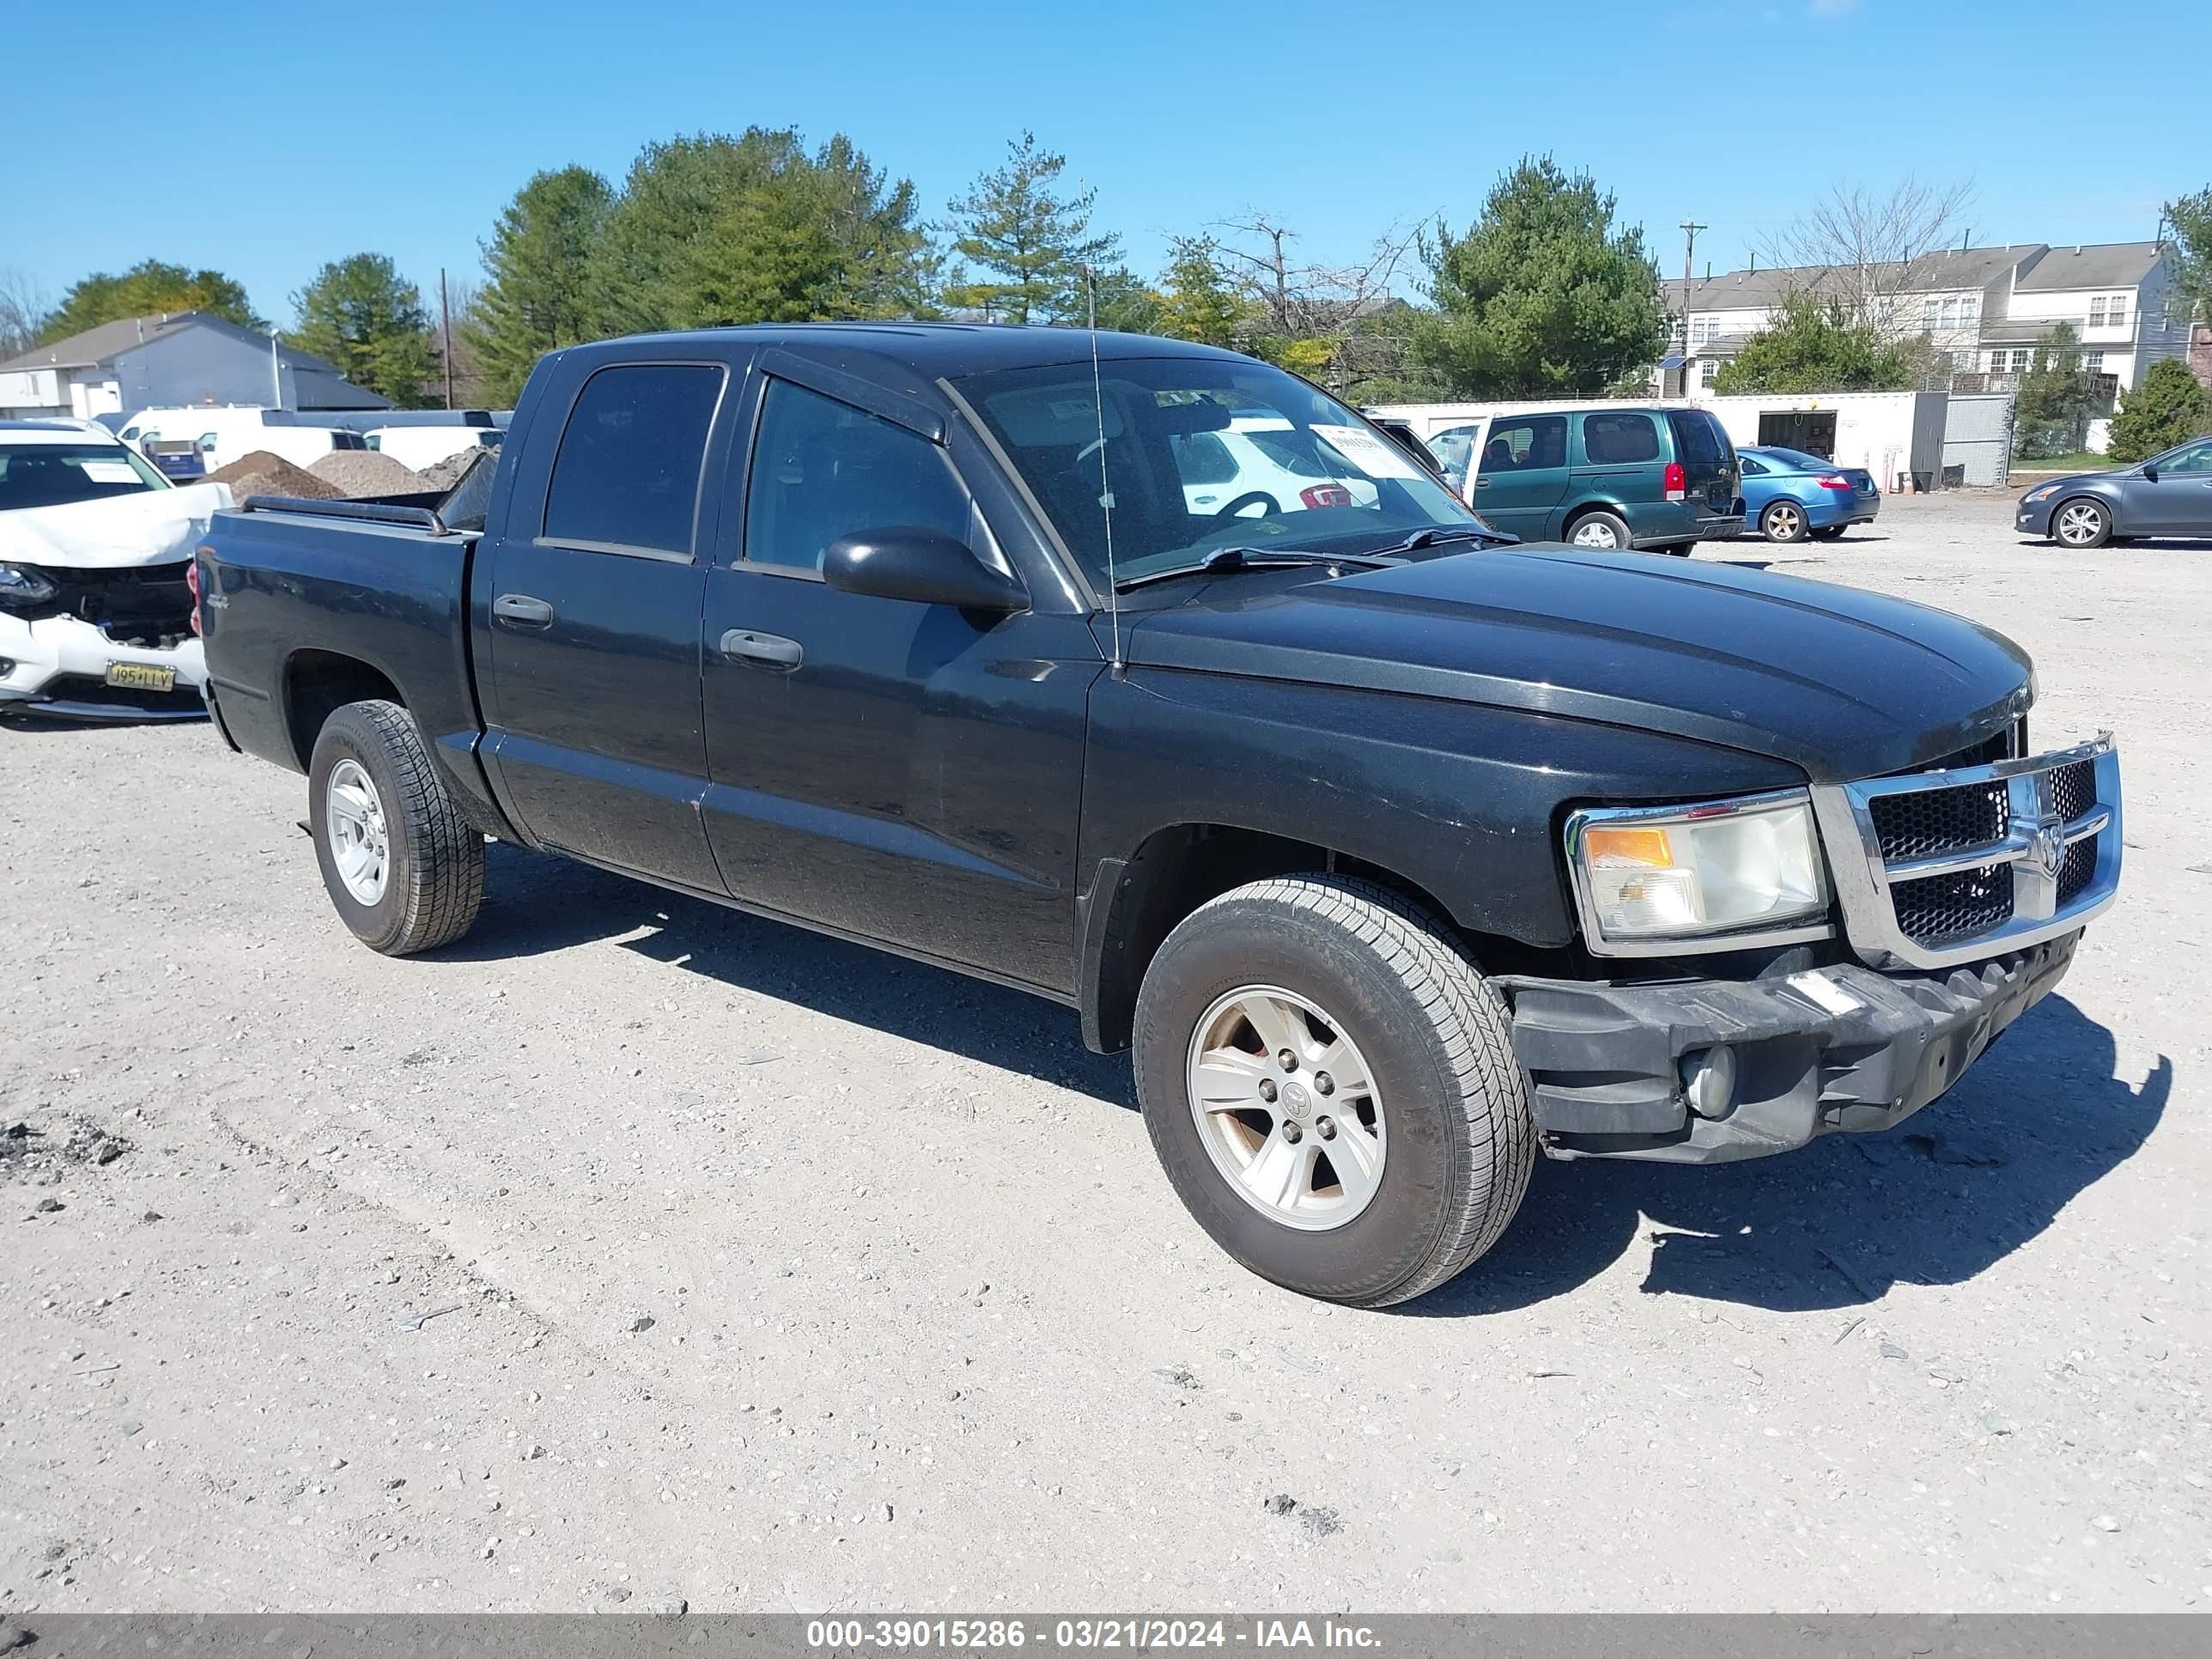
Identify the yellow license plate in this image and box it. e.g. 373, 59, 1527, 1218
106, 661, 176, 692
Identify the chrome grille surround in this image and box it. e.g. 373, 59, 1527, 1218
1809, 734, 2122, 971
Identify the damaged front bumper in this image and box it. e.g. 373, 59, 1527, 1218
0, 611, 207, 721
1507, 933, 2077, 1164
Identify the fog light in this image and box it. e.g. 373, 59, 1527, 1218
0, 658, 15, 677
1680, 1045, 1738, 1120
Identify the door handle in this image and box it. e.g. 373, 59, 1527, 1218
1473, 477, 1491, 489
494, 592, 554, 627
720, 629, 803, 671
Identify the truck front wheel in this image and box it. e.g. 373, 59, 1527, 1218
307, 699, 483, 956
1132, 875, 1535, 1308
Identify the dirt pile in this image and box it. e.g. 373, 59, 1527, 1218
202, 451, 340, 501
417, 448, 489, 493
310, 450, 429, 497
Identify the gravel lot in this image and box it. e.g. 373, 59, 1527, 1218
2, 491, 2204, 1614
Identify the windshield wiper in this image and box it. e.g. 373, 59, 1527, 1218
1361, 524, 1512, 557
1113, 546, 1400, 593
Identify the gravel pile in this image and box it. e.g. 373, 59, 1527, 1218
202, 451, 341, 501
417, 449, 490, 493
309, 450, 429, 497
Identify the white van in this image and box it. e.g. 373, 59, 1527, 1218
365, 425, 502, 471
115, 408, 366, 477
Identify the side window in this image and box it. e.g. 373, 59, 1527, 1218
1170, 430, 1239, 487
2164, 440, 2212, 474
1583, 412, 1661, 465
744, 379, 968, 574
1480, 416, 1566, 474
1739, 455, 1768, 477
543, 362, 725, 556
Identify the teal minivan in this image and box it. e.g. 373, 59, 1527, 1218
1429, 406, 1745, 553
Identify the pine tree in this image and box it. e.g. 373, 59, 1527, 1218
465, 167, 613, 404
291, 253, 440, 408
1153, 238, 1245, 349
942, 132, 1120, 324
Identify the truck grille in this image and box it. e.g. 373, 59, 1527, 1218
1820, 735, 2121, 970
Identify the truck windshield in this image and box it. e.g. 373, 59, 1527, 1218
0, 442, 167, 511
956, 356, 1480, 592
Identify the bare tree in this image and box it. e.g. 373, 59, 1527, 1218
1210, 211, 1423, 392
1759, 178, 1976, 339
0, 267, 48, 359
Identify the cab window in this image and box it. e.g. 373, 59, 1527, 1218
744, 379, 969, 574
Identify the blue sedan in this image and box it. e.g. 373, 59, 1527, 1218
1738, 446, 1881, 543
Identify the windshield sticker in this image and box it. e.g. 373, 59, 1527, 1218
77, 459, 145, 484
1313, 424, 1419, 480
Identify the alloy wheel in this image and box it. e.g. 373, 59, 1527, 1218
2056, 502, 2105, 547
325, 757, 390, 905
1185, 986, 1386, 1231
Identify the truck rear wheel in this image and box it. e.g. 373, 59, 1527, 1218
307, 699, 483, 956
1131, 875, 1535, 1308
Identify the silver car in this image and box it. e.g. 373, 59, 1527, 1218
2016, 434, 2212, 548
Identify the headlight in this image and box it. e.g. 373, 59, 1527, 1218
1566, 791, 1832, 953
2022, 484, 2060, 504
0, 563, 60, 609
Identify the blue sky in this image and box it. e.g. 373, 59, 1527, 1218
7, 0, 2204, 325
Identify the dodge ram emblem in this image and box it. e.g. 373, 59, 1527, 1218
2029, 823, 2064, 881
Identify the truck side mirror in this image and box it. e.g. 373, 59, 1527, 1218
822, 526, 1025, 613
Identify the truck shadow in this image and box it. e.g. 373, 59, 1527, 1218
1416, 994, 2170, 1317
448, 842, 1138, 1104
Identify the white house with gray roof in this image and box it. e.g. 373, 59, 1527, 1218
1659, 240, 2188, 398
0, 311, 390, 422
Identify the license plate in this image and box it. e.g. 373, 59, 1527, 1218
106, 661, 175, 692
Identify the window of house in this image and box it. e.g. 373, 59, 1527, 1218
2088, 296, 2106, 327
542, 362, 726, 556
743, 378, 969, 574
1962, 295, 1980, 322
2014, 349, 2035, 372
1698, 360, 1721, 389
1940, 297, 1960, 327
2109, 295, 2129, 327
2084, 351, 2104, 371
1922, 298, 1940, 326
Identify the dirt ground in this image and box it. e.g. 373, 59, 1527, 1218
2, 491, 2204, 1614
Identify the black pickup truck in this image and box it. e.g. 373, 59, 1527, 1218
198, 325, 2124, 1308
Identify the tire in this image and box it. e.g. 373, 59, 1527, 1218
1565, 508, 1632, 550
1760, 500, 1810, 543
1131, 874, 1536, 1309
2051, 496, 2112, 549
308, 698, 483, 956
1810, 525, 1845, 541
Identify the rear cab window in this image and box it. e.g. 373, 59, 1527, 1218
542, 362, 727, 557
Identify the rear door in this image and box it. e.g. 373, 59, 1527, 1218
2129, 438, 2212, 533
1574, 410, 1667, 524
1668, 409, 1741, 518
477, 355, 739, 891
1468, 414, 1570, 536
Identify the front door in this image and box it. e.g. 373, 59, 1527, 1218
698, 371, 1098, 994
1468, 414, 1570, 537
479, 358, 732, 892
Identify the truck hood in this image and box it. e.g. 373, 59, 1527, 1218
1120, 546, 2033, 782
0, 482, 234, 569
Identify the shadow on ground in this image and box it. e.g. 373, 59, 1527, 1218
450, 843, 2167, 1316
1413, 993, 2169, 1318
446, 841, 1134, 1106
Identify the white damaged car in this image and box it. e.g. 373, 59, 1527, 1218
1, 421, 230, 721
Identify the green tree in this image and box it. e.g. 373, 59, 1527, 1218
2009, 323, 2101, 459
1710, 291, 1914, 395
39, 259, 262, 343
943, 131, 1120, 324
680, 134, 934, 326
2107, 357, 2212, 464
2167, 185, 2212, 322
290, 253, 440, 407
465, 166, 613, 404
587, 129, 933, 336
1153, 238, 1246, 348
1409, 155, 1667, 398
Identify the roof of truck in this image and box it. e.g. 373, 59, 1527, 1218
581, 321, 1232, 376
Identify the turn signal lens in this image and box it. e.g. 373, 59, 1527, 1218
1583, 825, 1674, 867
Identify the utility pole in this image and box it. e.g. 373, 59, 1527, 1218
440, 268, 455, 410
1677, 219, 1706, 366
